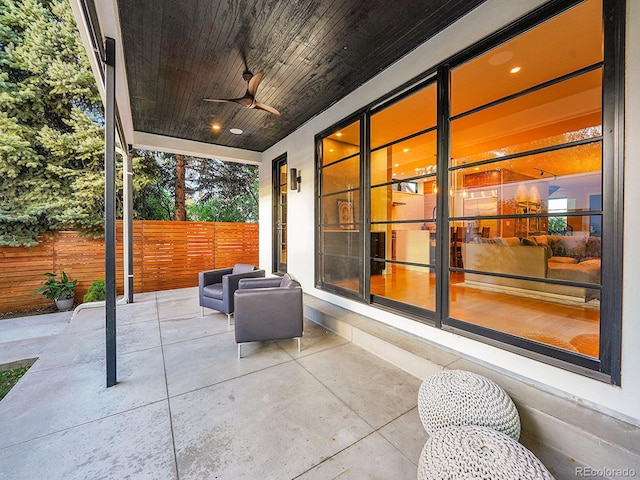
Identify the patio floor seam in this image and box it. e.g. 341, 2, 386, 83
0, 397, 170, 452
155, 299, 182, 480
291, 430, 381, 479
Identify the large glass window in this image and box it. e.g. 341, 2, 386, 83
369, 84, 437, 312
316, 0, 621, 381
318, 120, 362, 296
448, 0, 603, 361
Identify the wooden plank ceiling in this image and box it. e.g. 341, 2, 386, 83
117, 0, 486, 152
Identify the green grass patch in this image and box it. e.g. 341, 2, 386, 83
0, 367, 30, 401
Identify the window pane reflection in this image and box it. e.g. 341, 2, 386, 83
322, 156, 360, 196
322, 122, 360, 165
449, 143, 603, 230
451, 70, 602, 165
369, 221, 436, 310
450, 275, 600, 357
450, 0, 602, 116
371, 83, 437, 149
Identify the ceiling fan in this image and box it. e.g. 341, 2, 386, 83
204, 71, 280, 116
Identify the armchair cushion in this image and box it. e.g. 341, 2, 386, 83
202, 283, 224, 300
238, 277, 283, 289
280, 273, 294, 287
198, 264, 265, 315
233, 263, 257, 274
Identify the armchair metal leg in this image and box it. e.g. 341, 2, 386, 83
237, 344, 241, 359
297, 337, 301, 353
227, 313, 232, 326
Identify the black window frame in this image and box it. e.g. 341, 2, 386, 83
314, 0, 624, 385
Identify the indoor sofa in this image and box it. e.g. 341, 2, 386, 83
461, 234, 601, 301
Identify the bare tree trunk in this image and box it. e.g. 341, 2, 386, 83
175, 154, 187, 221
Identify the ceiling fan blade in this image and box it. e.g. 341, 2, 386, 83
254, 102, 280, 116
205, 96, 253, 108
233, 96, 254, 108
205, 70, 277, 115
247, 72, 263, 97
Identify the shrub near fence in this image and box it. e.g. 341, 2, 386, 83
0, 220, 259, 314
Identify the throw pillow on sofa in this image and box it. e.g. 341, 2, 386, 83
552, 236, 587, 260
584, 236, 601, 260
530, 235, 553, 259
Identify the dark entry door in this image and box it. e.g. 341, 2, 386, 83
273, 154, 287, 274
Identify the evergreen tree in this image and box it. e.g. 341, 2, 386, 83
131, 149, 176, 221
0, 0, 257, 245
0, 0, 105, 245
191, 159, 258, 222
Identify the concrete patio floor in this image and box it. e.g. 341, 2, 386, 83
0, 287, 427, 479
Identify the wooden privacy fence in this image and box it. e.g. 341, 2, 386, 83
0, 220, 259, 314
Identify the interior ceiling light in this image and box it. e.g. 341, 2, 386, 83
336, 132, 343, 137
230, 128, 243, 135
488, 51, 513, 65
403, 148, 410, 153
533, 167, 557, 178
211, 124, 221, 131
510, 66, 521, 74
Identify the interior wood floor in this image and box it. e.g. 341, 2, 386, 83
333, 268, 599, 358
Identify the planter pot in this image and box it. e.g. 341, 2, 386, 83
54, 296, 74, 311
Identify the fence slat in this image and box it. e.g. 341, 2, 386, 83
0, 220, 259, 314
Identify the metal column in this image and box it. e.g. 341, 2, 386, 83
104, 37, 117, 387
123, 147, 134, 304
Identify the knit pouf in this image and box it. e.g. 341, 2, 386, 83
417, 426, 554, 480
418, 370, 520, 440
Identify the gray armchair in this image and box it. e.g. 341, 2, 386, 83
198, 264, 265, 324
233, 273, 303, 358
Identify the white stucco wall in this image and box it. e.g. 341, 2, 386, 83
259, 0, 640, 425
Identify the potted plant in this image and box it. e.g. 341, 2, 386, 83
34, 271, 78, 311
83, 279, 105, 303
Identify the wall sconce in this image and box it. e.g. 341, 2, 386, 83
290, 168, 302, 192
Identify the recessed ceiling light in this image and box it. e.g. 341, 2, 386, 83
394, 163, 399, 167
336, 132, 343, 137
510, 66, 521, 74
230, 128, 243, 135
403, 148, 410, 153
329, 148, 334, 152
489, 51, 513, 66
211, 124, 221, 131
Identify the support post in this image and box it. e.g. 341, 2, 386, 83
124, 147, 134, 303
105, 37, 117, 388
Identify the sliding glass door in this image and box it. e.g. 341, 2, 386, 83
446, 0, 604, 364
369, 83, 438, 315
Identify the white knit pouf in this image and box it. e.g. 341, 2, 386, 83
417, 425, 554, 480
418, 370, 520, 440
